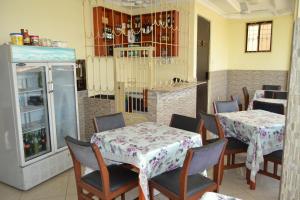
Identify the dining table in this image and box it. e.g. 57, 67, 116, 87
217, 110, 285, 189
90, 122, 203, 200
248, 90, 287, 111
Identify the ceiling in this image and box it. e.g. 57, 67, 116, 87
104, 0, 295, 18
198, 0, 295, 18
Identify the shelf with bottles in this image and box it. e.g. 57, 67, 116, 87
23, 128, 50, 161
93, 6, 179, 57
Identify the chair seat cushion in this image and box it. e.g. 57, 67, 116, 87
207, 137, 247, 151
264, 150, 282, 162
81, 165, 138, 192
150, 168, 215, 197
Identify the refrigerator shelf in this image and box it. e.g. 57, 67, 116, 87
22, 121, 46, 134
18, 88, 44, 94
20, 105, 44, 113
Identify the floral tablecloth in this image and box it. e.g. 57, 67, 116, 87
91, 122, 202, 200
217, 110, 285, 182
200, 192, 240, 200
248, 90, 287, 111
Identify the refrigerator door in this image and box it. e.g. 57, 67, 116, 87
51, 64, 78, 150
15, 63, 53, 164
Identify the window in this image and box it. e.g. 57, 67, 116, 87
246, 21, 272, 52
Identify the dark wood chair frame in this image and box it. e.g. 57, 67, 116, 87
258, 153, 282, 180
149, 139, 228, 200
200, 115, 247, 181
67, 142, 138, 200
242, 87, 250, 110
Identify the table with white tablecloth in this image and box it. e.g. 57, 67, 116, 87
217, 110, 285, 188
90, 122, 203, 200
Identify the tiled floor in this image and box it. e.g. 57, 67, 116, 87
0, 167, 280, 200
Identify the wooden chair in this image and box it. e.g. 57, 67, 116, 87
149, 139, 228, 200
264, 90, 275, 98
259, 150, 283, 180
65, 136, 139, 200
94, 112, 125, 132
169, 114, 201, 133
253, 101, 284, 115
273, 91, 288, 100
230, 95, 243, 111
242, 87, 250, 110
199, 112, 248, 182
262, 85, 281, 90
213, 100, 239, 113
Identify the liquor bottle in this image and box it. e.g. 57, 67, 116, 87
23, 29, 31, 45
28, 133, 34, 157
23, 134, 31, 158
33, 131, 39, 154
167, 14, 171, 27
38, 130, 43, 152
41, 128, 47, 151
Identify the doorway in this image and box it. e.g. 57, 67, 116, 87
196, 16, 210, 115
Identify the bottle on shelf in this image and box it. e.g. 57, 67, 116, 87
23, 134, 31, 158
167, 14, 171, 27
33, 131, 40, 154
41, 128, 47, 151
22, 29, 31, 45
28, 133, 34, 157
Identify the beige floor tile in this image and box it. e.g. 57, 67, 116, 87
19, 172, 68, 200
0, 167, 281, 200
66, 169, 77, 196
66, 194, 78, 200
0, 183, 22, 200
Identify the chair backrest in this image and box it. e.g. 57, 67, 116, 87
179, 139, 228, 198
65, 136, 110, 194
169, 114, 201, 133
262, 85, 281, 90
186, 138, 228, 176
231, 95, 242, 111
213, 100, 239, 113
273, 91, 288, 100
65, 136, 100, 170
94, 112, 125, 132
199, 112, 225, 140
264, 90, 275, 98
253, 101, 284, 115
242, 87, 249, 110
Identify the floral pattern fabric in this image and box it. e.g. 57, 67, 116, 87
217, 110, 285, 181
90, 122, 202, 200
200, 192, 240, 200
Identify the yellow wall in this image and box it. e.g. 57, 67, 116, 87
194, 1, 229, 73
227, 15, 293, 71
0, 0, 85, 59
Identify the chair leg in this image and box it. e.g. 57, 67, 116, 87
263, 160, 268, 172
274, 163, 278, 176
227, 154, 231, 167
121, 193, 126, 200
232, 154, 235, 165
220, 156, 225, 184
149, 185, 154, 200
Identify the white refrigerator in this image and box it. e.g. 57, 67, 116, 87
0, 44, 80, 190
